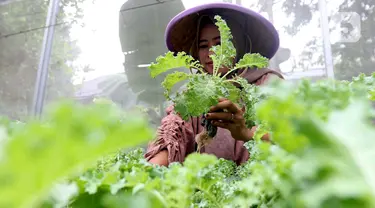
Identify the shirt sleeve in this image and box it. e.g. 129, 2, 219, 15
144, 105, 196, 164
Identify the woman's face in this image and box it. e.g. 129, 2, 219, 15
198, 24, 230, 75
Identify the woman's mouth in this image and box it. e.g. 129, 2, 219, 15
205, 61, 214, 73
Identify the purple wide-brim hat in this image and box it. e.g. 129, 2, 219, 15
165, 2, 280, 59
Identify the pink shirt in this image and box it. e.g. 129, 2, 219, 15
144, 72, 281, 165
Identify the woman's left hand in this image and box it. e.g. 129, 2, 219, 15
205, 98, 252, 142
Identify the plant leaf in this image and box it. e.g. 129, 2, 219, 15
325, 101, 375, 200
234, 53, 269, 70
173, 75, 222, 120
210, 15, 236, 74
0, 101, 154, 208
161, 71, 190, 97
149, 51, 202, 78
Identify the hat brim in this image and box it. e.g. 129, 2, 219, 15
165, 2, 279, 59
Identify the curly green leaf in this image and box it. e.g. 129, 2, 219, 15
210, 15, 236, 76
234, 53, 269, 70
0, 102, 154, 208
149, 51, 202, 78
161, 71, 190, 97
173, 75, 223, 120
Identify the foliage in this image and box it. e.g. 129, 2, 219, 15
0, 100, 154, 208
0, 0, 89, 120
24, 71, 372, 208
1, 6, 375, 208
279, 0, 374, 80
0, 55, 373, 208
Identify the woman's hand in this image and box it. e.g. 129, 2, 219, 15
205, 98, 252, 142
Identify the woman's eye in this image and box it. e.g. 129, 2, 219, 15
199, 45, 208, 49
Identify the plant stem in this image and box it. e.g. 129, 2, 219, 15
190, 60, 205, 74
221, 66, 249, 80
223, 79, 242, 85
211, 53, 222, 77
195, 67, 205, 74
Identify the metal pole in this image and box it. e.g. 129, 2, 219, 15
264, 0, 278, 70
32, 0, 61, 116
318, 0, 335, 79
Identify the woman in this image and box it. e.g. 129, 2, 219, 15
145, 2, 284, 166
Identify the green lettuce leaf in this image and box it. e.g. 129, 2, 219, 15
210, 15, 236, 75
0, 101, 153, 208
234, 53, 269, 70
161, 71, 190, 98
149, 51, 202, 78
